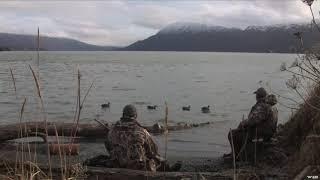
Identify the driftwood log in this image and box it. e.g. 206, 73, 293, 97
0, 122, 106, 143
0, 121, 212, 143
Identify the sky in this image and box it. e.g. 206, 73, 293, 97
0, 0, 318, 47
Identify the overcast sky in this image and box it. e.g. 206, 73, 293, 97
0, 0, 318, 46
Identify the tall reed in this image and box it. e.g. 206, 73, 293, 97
70, 68, 95, 144
36, 27, 40, 79
18, 98, 27, 178
230, 129, 237, 180
28, 65, 52, 178
53, 124, 65, 179
162, 101, 169, 179
9, 67, 17, 99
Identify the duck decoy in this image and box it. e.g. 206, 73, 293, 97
147, 105, 157, 110
293, 31, 302, 39
182, 105, 191, 111
201, 105, 210, 113
101, 102, 110, 109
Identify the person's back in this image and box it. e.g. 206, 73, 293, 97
249, 101, 273, 139
108, 120, 154, 169
266, 94, 278, 137
106, 104, 160, 171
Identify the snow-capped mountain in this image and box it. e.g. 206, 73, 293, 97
123, 22, 319, 53
158, 22, 237, 34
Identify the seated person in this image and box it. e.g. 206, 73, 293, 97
227, 87, 274, 158
105, 104, 181, 171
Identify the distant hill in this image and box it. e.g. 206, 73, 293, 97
123, 22, 320, 53
0, 33, 118, 51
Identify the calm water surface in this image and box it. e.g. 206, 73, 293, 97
0, 51, 298, 159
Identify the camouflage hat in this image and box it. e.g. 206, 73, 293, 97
254, 87, 267, 98
266, 94, 277, 106
122, 104, 137, 118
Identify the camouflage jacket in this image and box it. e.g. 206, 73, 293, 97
105, 119, 160, 171
245, 100, 274, 137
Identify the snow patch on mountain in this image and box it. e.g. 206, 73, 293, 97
245, 24, 311, 32
157, 22, 310, 35
158, 22, 239, 34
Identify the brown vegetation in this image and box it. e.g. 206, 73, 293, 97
276, 83, 320, 178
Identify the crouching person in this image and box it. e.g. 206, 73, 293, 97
105, 104, 181, 172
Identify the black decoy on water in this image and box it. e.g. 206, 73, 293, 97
201, 106, 210, 113
182, 105, 191, 111
101, 102, 110, 109
293, 31, 302, 39
147, 105, 157, 110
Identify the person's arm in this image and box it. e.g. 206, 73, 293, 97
144, 130, 162, 161
238, 119, 248, 129
104, 138, 112, 154
104, 128, 114, 154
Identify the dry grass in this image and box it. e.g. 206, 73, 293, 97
279, 83, 320, 150
277, 83, 320, 174
0, 28, 94, 180
0, 65, 90, 179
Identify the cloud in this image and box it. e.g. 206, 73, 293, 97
0, 0, 317, 46
130, 4, 183, 29
189, 1, 313, 28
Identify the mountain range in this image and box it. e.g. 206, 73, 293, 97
0, 33, 117, 51
0, 22, 319, 52
123, 22, 320, 53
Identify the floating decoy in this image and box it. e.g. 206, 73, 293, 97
182, 105, 191, 111
101, 102, 110, 109
147, 105, 157, 110
201, 106, 210, 113
293, 31, 302, 39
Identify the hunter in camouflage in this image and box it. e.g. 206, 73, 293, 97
105, 104, 162, 171
227, 87, 274, 158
